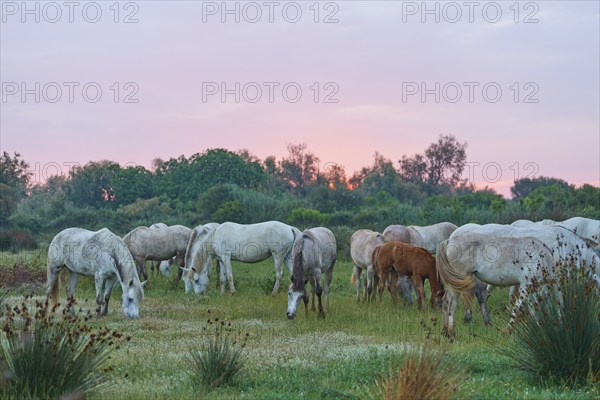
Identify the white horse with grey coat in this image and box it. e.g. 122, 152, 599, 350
123, 224, 192, 281
286, 227, 336, 320
350, 229, 385, 302
186, 221, 301, 295
182, 222, 220, 293
46, 227, 145, 318
149, 223, 175, 277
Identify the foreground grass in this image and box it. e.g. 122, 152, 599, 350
1, 252, 598, 399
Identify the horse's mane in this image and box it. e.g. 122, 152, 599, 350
291, 231, 314, 292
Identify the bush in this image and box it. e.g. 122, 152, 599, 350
0, 297, 129, 399
187, 318, 248, 390
501, 259, 600, 387
367, 342, 464, 400
0, 229, 37, 253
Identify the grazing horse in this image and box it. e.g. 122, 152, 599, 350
461, 223, 600, 271
350, 229, 385, 302
186, 221, 301, 295
408, 222, 458, 253
123, 224, 192, 281
182, 223, 220, 293
46, 228, 145, 318
557, 217, 600, 249
373, 241, 444, 310
149, 223, 174, 277
286, 227, 337, 320
437, 233, 555, 339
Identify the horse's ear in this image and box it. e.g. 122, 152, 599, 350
129, 279, 134, 287
141, 280, 147, 287
179, 266, 186, 272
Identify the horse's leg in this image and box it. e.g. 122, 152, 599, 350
303, 287, 309, 318
508, 285, 529, 333
173, 252, 185, 288
102, 276, 117, 316
218, 259, 227, 294
310, 276, 317, 313
222, 255, 236, 294
324, 268, 333, 313
377, 264, 386, 304
314, 270, 325, 318
135, 256, 148, 282
353, 265, 362, 302
474, 283, 492, 326
366, 265, 374, 302
413, 276, 426, 311
389, 270, 399, 307
442, 289, 459, 339
271, 254, 285, 295
65, 271, 80, 313
464, 304, 473, 323
94, 273, 105, 318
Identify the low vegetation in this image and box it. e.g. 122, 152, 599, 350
501, 259, 600, 387
0, 296, 129, 400
1, 253, 598, 399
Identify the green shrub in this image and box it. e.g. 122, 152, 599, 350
501, 260, 600, 387
187, 318, 249, 390
0, 297, 129, 399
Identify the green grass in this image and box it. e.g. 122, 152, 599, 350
1, 253, 598, 399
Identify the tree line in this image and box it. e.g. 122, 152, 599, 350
1, 135, 598, 255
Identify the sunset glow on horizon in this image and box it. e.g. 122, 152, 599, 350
1, 1, 598, 198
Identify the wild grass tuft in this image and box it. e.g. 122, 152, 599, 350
501, 259, 600, 387
367, 344, 464, 400
187, 317, 249, 391
0, 296, 130, 400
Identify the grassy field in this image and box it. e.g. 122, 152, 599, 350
1, 250, 598, 399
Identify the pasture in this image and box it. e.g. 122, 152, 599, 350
0, 250, 597, 399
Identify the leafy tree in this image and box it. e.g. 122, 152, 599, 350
155, 149, 266, 203
279, 144, 320, 194
112, 165, 155, 207
510, 176, 571, 199
399, 134, 467, 194
0, 152, 31, 226
66, 161, 120, 208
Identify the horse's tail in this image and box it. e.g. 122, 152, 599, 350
49, 267, 60, 306
436, 240, 473, 310
350, 270, 357, 287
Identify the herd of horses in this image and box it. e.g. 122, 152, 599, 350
44, 216, 600, 338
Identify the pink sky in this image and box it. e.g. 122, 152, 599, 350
1, 1, 599, 197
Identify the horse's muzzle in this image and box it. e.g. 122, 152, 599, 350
286, 312, 295, 320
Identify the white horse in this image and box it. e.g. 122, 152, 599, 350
186, 221, 301, 295
556, 217, 600, 249
46, 228, 145, 318
463, 223, 600, 271
408, 222, 458, 253
286, 227, 337, 320
149, 223, 174, 277
123, 224, 192, 281
437, 233, 555, 338
182, 223, 220, 293
350, 229, 385, 302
